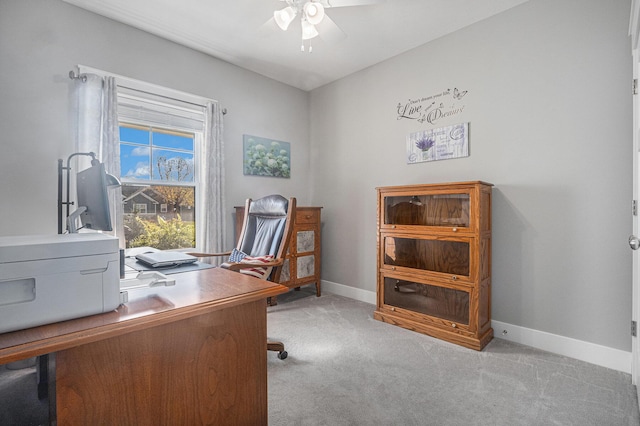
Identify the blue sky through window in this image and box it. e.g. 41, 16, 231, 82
153, 132, 194, 150
120, 126, 194, 182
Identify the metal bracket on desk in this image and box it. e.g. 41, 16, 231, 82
119, 271, 176, 304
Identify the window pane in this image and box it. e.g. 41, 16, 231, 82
152, 149, 194, 182
153, 131, 194, 151
119, 123, 197, 250
120, 126, 150, 145
120, 144, 151, 180
122, 184, 195, 249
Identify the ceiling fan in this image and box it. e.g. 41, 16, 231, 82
268, 0, 384, 52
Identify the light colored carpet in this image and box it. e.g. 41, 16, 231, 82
267, 288, 640, 426
1, 287, 638, 425
0, 359, 47, 426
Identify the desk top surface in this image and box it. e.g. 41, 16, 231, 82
0, 267, 286, 364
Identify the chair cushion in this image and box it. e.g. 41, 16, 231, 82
241, 216, 286, 257
239, 254, 275, 280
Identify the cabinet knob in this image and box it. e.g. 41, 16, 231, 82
391, 267, 396, 271
391, 307, 396, 312
391, 225, 396, 229
452, 323, 457, 328
451, 276, 458, 281
305, 215, 311, 219
452, 227, 458, 232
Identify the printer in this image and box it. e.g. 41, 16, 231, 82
0, 233, 121, 334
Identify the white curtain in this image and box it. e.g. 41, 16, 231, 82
199, 101, 226, 258
72, 74, 124, 247
74, 74, 101, 159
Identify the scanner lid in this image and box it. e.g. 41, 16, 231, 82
0, 233, 119, 263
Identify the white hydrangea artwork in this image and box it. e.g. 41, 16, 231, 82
243, 135, 291, 178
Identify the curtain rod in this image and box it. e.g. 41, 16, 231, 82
68, 70, 228, 115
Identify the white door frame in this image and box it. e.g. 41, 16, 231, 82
630, 0, 640, 398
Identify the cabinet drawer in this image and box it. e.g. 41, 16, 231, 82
296, 209, 319, 224
382, 275, 470, 328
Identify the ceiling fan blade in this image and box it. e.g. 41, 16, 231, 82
320, 0, 385, 7
316, 15, 346, 44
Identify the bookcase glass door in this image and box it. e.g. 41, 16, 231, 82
383, 277, 470, 325
383, 236, 470, 278
384, 194, 470, 228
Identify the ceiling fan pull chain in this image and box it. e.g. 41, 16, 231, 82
300, 40, 313, 53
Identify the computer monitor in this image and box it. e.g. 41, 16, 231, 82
68, 163, 113, 233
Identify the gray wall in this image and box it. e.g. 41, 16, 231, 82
0, 0, 633, 353
309, 0, 633, 351
0, 0, 310, 247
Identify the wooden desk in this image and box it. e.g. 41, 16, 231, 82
0, 267, 287, 425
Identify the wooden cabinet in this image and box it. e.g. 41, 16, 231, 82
235, 206, 322, 297
374, 181, 493, 350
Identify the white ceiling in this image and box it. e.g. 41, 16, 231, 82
62, 0, 530, 91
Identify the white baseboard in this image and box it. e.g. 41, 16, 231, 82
491, 320, 631, 374
321, 280, 632, 374
322, 279, 377, 305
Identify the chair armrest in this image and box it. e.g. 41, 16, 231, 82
221, 258, 284, 272
187, 251, 232, 258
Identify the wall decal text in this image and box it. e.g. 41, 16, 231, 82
396, 88, 468, 124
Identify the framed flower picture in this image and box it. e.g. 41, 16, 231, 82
243, 135, 291, 178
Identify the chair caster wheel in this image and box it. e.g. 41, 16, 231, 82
278, 351, 288, 360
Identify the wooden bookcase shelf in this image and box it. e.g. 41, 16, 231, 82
374, 181, 493, 350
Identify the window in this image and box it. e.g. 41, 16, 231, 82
116, 87, 206, 250
75, 64, 224, 254
133, 203, 148, 214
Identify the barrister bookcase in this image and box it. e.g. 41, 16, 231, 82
374, 181, 493, 350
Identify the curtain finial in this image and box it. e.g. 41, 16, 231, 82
69, 70, 87, 83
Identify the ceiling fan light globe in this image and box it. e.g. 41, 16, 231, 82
274, 6, 296, 31
301, 20, 319, 40
303, 1, 325, 25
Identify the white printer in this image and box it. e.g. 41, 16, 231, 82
0, 233, 121, 334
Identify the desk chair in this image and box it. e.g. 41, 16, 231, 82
189, 194, 296, 359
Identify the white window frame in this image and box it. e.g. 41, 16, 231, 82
134, 203, 148, 214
